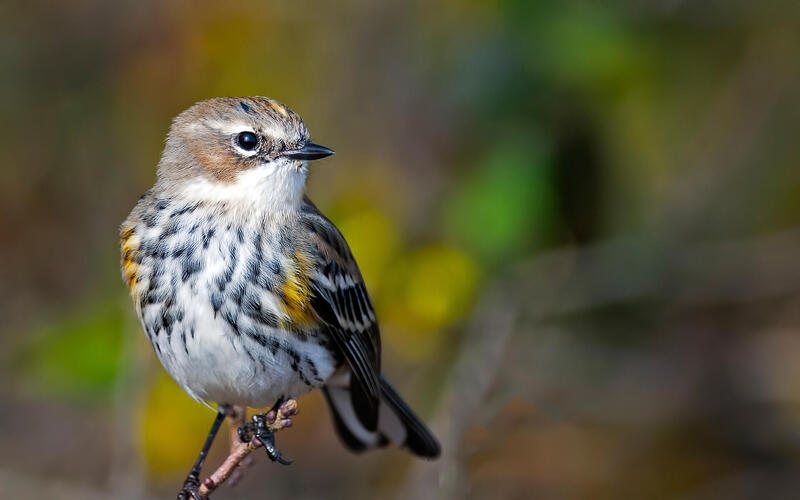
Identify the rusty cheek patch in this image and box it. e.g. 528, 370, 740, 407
186, 133, 259, 182
194, 147, 240, 182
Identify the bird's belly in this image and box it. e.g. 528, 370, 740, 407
132, 215, 337, 408
144, 291, 337, 407
182, 311, 334, 407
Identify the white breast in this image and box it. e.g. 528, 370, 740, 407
133, 202, 336, 408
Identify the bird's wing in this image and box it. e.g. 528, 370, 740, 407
301, 198, 382, 430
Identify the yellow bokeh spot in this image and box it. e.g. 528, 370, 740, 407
383, 245, 480, 360
336, 209, 401, 290
138, 373, 216, 477
405, 246, 479, 326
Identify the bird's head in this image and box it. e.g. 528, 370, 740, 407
156, 96, 334, 214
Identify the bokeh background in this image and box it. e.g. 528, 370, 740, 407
2, 1, 800, 498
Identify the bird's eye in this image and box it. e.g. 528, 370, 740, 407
236, 131, 259, 151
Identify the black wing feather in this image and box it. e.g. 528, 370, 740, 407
310, 279, 380, 431
302, 201, 382, 431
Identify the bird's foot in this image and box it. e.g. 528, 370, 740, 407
176, 472, 201, 500
254, 420, 292, 465
237, 399, 299, 466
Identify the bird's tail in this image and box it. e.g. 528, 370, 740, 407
322, 374, 440, 458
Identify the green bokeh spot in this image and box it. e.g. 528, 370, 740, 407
443, 139, 556, 264
19, 299, 126, 402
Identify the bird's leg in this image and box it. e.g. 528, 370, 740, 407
237, 397, 286, 443
237, 398, 299, 466
224, 405, 252, 487
177, 408, 227, 500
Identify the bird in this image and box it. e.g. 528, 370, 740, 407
120, 96, 440, 498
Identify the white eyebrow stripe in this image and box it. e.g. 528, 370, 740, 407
204, 120, 290, 143
260, 124, 290, 141
204, 120, 255, 136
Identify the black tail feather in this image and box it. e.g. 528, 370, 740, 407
323, 373, 440, 458
322, 386, 370, 452
379, 376, 441, 458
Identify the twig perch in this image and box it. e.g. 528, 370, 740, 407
196, 400, 298, 499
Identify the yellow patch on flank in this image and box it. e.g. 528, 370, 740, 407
121, 226, 142, 298
279, 250, 315, 327
268, 100, 288, 117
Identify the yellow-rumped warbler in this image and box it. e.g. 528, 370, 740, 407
120, 97, 439, 497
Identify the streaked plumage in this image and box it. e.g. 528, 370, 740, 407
121, 96, 439, 461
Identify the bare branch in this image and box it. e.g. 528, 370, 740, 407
196, 400, 298, 499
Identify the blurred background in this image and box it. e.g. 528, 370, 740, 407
1, 1, 800, 498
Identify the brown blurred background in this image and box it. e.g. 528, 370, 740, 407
1, 1, 800, 499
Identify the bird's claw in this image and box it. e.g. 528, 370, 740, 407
237, 424, 252, 443
260, 433, 293, 465
253, 413, 293, 466
235, 400, 298, 466
176, 473, 202, 500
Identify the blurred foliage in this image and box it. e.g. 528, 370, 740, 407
334, 207, 401, 290
443, 138, 557, 263
139, 373, 215, 477
15, 299, 126, 403
1, 0, 799, 498
383, 245, 479, 360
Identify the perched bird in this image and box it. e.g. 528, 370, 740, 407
120, 97, 440, 498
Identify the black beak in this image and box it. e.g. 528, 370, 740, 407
283, 142, 335, 161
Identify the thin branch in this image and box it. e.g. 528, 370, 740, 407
196, 400, 298, 500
